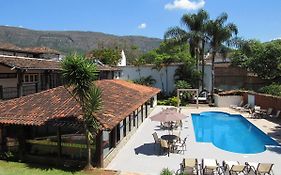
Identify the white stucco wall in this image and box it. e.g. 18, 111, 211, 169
214, 94, 243, 107
119, 64, 212, 94
119, 64, 180, 93
202, 64, 212, 93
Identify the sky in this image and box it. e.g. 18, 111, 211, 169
0, 0, 281, 42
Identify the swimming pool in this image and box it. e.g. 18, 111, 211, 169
192, 111, 279, 154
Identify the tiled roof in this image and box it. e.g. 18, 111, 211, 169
24, 47, 60, 54
0, 56, 119, 71
0, 87, 82, 126
0, 56, 61, 70
96, 65, 121, 71
0, 80, 160, 130
0, 43, 60, 54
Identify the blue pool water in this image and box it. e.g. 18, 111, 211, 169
192, 111, 279, 154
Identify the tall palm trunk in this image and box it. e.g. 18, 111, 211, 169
211, 51, 216, 103
165, 66, 168, 94
85, 126, 93, 169
201, 41, 205, 91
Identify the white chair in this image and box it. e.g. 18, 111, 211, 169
269, 110, 280, 118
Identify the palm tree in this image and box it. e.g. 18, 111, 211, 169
206, 13, 238, 102
61, 54, 102, 169
164, 10, 209, 88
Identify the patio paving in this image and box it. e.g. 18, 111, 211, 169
106, 106, 281, 175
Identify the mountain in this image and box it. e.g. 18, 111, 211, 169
0, 26, 162, 56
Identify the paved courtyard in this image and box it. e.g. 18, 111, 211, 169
106, 106, 281, 175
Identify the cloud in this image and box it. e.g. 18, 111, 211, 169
138, 23, 147, 29
165, 0, 205, 10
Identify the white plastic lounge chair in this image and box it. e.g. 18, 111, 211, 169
239, 104, 251, 112
235, 103, 249, 111
246, 162, 274, 175
230, 100, 244, 109
249, 106, 263, 118
193, 91, 208, 103
181, 158, 199, 175
202, 159, 221, 175
223, 160, 247, 175
262, 108, 273, 118
269, 110, 280, 118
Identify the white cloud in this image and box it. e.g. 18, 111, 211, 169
165, 0, 205, 10
138, 23, 147, 29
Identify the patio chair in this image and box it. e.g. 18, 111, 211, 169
161, 122, 172, 130
249, 106, 262, 118
230, 100, 244, 109
152, 132, 160, 151
180, 158, 199, 175
160, 139, 170, 156
239, 103, 251, 113
202, 159, 221, 175
174, 137, 187, 154
174, 120, 183, 129
263, 108, 273, 118
222, 160, 247, 175
246, 162, 274, 175
269, 110, 280, 119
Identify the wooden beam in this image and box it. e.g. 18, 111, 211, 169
57, 126, 62, 159
17, 70, 24, 97
94, 130, 104, 168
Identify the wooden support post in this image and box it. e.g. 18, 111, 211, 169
18, 126, 26, 161
0, 86, 3, 99
145, 102, 148, 118
141, 105, 144, 122
57, 126, 62, 159
94, 130, 104, 168
17, 70, 24, 97
35, 82, 38, 93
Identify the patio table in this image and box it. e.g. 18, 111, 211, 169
161, 134, 179, 153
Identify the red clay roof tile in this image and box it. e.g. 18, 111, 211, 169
0, 80, 160, 130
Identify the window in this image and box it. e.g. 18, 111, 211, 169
34, 75, 38, 82
0, 73, 17, 79
30, 75, 34, 82
24, 75, 29, 82
23, 74, 39, 83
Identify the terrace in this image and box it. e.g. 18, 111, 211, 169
106, 106, 281, 175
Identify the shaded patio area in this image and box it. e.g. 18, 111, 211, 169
106, 106, 281, 175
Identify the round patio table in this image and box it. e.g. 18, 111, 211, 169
161, 134, 179, 154
161, 134, 178, 143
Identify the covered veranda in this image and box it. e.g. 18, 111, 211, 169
0, 79, 160, 168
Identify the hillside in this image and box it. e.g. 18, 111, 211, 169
0, 26, 161, 57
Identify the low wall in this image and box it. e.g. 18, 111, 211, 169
214, 94, 243, 107
243, 92, 281, 113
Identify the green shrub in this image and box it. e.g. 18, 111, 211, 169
258, 83, 281, 96
157, 96, 179, 107
160, 168, 173, 175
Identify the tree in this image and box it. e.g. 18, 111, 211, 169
132, 57, 145, 78
205, 12, 238, 101
87, 48, 121, 65
231, 39, 281, 81
133, 75, 156, 86
61, 54, 102, 169
164, 10, 209, 89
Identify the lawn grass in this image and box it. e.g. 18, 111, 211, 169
0, 160, 118, 175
